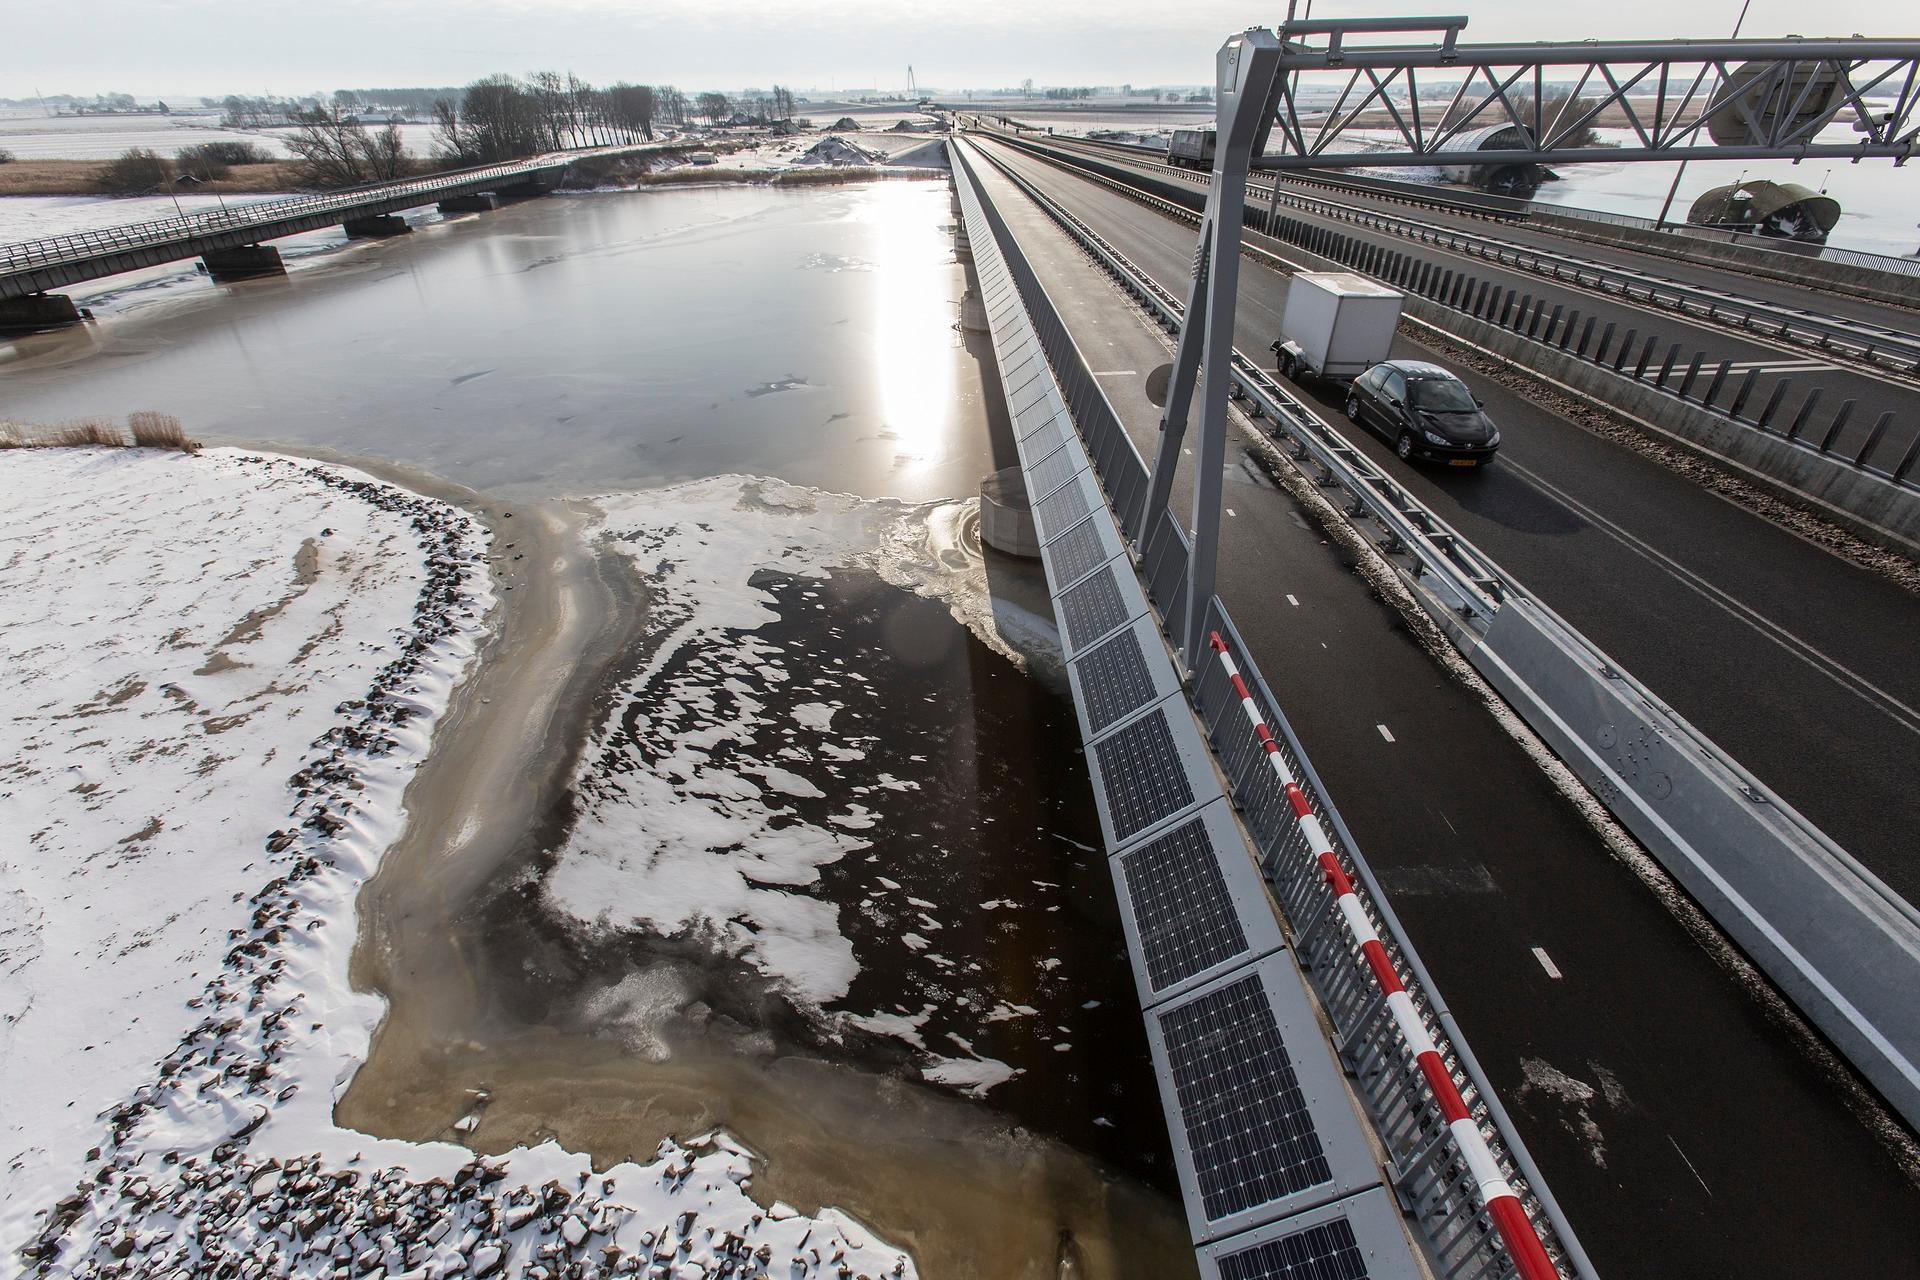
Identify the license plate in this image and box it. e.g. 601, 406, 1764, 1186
1448, 458, 1479, 467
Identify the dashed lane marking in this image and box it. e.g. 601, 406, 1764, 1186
1286, 594, 1299, 606
1532, 946, 1563, 979
1376, 724, 1395, 742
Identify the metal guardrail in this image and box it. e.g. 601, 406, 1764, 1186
964, 127, 1920, 1132
953, 136, 1594, 1280
972, 135, 1512, 626
1003, 129, 1920, 380
984, 128, 1920, 490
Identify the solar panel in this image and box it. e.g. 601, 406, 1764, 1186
1058, 566, 1131, 653
1013, 372, 1058, 418
1072, 626, 1159, 734
1016, 393, 1064, 438
1214, 1219, 1368, 1280
1159, 973, 1333, 1221
1092, 709, 1195, 840
1034, 475, 1093, 540
1122, 816, 1249, 993
1021, 416, 1070, 463
1044, 515, 1114, 589
1026, 443, 1084, 502
1194, 1190, 1422, 1280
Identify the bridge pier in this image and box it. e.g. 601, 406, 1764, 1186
436, 193, 498, 214
202, 244, 286, 283
0, 292, 83, 335
342, 214, 411, 238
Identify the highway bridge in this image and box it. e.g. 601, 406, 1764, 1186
0, 154, 586, 330
948, 91, 1920, 1280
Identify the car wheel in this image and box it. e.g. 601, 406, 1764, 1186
1345, 393, 1362, 423
1395, 432, 1414, 461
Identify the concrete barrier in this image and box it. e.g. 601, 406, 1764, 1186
1530, 213, 1920, 312
1403, 304, 1920, 556
1467, 596, 1920, 1129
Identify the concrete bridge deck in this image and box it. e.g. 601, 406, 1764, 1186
957, 133, 1920, 1280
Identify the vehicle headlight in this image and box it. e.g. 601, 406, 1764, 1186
1422, 430, 1451, 445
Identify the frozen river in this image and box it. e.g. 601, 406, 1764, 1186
1, 181, 1194, 1276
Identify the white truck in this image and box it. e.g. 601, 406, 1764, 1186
1270, 272, 1404, 383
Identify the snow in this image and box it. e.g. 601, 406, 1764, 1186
0, 448, 473, 1249
921, 1055, 1020, 1097
545, 475, 1041, 1011
0, 449, 914, 1278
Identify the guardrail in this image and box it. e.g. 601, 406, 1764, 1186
961, 128, 1920, 1134
0, 159, 566, 276
985, 129, 1920, 492
1003, 129, 1920, 381
953, 135, 1593, 1280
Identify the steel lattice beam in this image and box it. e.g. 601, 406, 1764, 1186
1257, 17, 1920, 169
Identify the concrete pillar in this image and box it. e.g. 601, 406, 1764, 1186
437, 193, 498, 214
202, 244, 286, 283
342, 214, 410, 238
960, 288, 989, 333
0, 292, 84, 335
979, 468, 1040, 558
953, 225, 973, 264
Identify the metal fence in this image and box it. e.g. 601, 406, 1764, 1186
988, 128, 1919, 490
955, 136, 1595, 1280
1260, 211, 1920, 488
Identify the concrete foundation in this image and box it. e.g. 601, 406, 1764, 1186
201, 244, 287, 283
0, 292, 83, 334
961, 287, 989, 333
342, 214, 411, 238
979, 467, 1041, 557
436, 193, 498, 214
953, 225, 974, 264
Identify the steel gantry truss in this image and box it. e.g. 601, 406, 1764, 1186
1151, 17, 1920, 661
1264, 16, 1920, 170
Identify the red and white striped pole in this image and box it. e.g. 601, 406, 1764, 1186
1208, 632, 1560, 1280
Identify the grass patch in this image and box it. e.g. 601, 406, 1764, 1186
1, 411, 197, 452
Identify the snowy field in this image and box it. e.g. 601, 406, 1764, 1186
0, 449, 911, 1277
0, 111, 438, 161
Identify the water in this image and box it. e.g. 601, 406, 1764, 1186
0, 182, 1194, 1275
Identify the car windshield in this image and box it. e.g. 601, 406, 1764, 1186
1410, 378, 1477, 411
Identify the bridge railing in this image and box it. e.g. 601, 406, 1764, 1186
954, 134, 1595, 1280
0, 158, 564, 274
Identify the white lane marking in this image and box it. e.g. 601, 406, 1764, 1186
1501, 456, 1920, 739
1286, 594, 1299, 606
1091, 369, 1138, 376
1722, 359, 1835, 372
1376, 724, 1396, 742
1531, 947, 1563, 979
1669, 1134, 1713, 1197
1226, 507, 1237, 517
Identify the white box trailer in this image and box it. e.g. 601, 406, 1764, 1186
1270, 272, 1403, 382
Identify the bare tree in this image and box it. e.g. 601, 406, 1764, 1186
606, 83, 656, 141
770, 85, 796, 122
656, 86, 688, 127
696, 91, 732, 124
282, 107, 409, 187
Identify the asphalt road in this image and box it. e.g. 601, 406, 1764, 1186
1001, 130, 1920, 468
973, 133, 1920, 913
960, 136, 1920, 1280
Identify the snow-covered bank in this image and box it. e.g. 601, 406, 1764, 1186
0, 450, 912, 1278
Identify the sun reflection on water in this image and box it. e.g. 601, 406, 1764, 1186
867, 183, 957, 471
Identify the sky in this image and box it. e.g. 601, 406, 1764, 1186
5, 0, 1911, 101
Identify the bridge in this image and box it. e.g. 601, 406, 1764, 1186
0, 155, 576, 331
949, 18, 1920, 1280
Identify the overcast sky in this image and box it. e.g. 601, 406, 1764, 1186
6, 0, 1909, 100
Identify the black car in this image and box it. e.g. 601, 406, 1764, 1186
1344, 360, 1499, 465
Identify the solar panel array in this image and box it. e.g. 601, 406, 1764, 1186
953, 144, 1423, 1280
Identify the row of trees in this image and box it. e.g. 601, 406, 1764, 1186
430, 76, 802, 165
